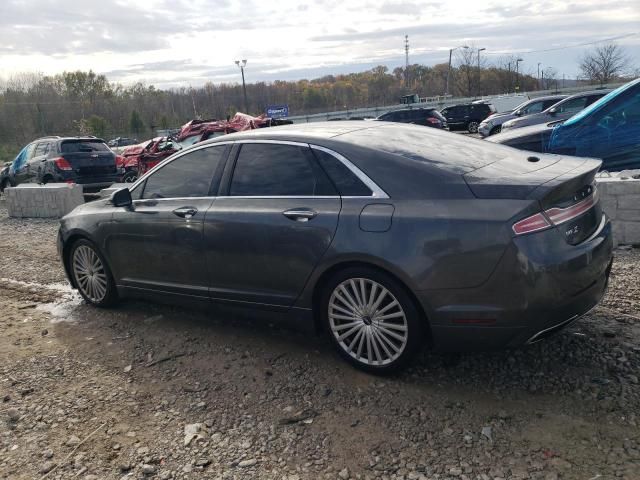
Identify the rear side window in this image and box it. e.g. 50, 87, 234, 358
230, 144, 337, 197
522, 101, 545, 114
140, 146, 225, 199
34, 142, 50, 157
555, 96, 588, 114
542, 99, 561, 109
312, 149, 373, 196
61, 141, 110, 153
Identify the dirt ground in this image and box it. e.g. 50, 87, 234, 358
0, 196, 639, 480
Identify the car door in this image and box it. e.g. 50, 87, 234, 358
28, 142, 51, 181
203, 141, 341, 307
105, 144, 228, 297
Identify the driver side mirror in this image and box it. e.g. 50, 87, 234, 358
514, 110, 522, 116
111, 188, 132, 208
548, 107, 557, 115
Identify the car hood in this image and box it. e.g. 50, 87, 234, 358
486, 121, 557, 144
483, 111, 513, 122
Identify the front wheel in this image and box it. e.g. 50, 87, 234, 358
467, 121, 479, 133
321, 267, 424, 373
69, 239, 118, 307
489, 125, 502, 135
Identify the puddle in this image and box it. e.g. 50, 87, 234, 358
0, 276, 85, 323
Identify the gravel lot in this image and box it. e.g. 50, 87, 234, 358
1, 196, 639, 480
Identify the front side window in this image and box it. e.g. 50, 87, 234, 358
139, 146, 225, 199
229, 143, 337, 197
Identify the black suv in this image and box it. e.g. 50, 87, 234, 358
375, 108, 448, 129
6, 137, 121, 193
440, 103, 496, 133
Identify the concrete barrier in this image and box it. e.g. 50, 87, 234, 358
6, 183, 84, 218
597, 177, 640, 246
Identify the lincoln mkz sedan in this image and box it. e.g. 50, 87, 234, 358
58, 122, 613, 372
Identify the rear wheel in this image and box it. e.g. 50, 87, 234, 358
467, 121, 479, 133
321, 267, 423, 373
69, 239, 118, 307
490, 125, 502, 135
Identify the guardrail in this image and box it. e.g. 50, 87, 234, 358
287, 82, 623, 123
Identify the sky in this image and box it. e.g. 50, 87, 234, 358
0, 0, 638, 88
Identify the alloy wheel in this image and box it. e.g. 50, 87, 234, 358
468, 121, 479, 133
72, 245, 109, 303
328, 278, 408, 366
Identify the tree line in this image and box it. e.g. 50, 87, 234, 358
0, 43, 633, 163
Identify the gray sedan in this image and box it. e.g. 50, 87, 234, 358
500, 90, 609, 132
57, 122, 613, 372
478, 94, 567, 137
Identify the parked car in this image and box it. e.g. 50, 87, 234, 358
375, 108, 448, 129
478, 95, 568, 137
107, 137, 138, 148
439, 103, 495, 133
58, 121, 612, 373
7, 137, 121, 193
487, 78, 640, 171
500, 90, 610, 131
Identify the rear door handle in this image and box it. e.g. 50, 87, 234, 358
283, 209, 317, 222
173, 207, 198, 219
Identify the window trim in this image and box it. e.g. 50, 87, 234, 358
128, 139, 389, 200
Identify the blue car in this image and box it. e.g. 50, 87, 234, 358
488, 78, 640, 172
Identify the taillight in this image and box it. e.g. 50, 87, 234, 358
115, 155, 125, 168
513, 213, 552, 235
544, 190, 598, 225
54, 157, 72, 171
513, 188, 598, 236
426, 117, 440, 124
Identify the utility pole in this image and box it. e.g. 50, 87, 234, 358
404, 35, 410, 89
515, 58, 523, 92
235, 59, 248, 113
476, 47, 486, 98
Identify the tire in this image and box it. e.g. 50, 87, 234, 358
489, 125, 502, 135
467, 121, 479, 133
321, 267, 424, 373
122, 170, 138, 183
69, 239, 118, 307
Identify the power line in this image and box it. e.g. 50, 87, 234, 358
484, 32, 639, 56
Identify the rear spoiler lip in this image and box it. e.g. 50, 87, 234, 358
525, 157, 602, 201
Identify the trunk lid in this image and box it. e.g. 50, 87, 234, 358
464, 154, 603, 245
60, 140, 116, 176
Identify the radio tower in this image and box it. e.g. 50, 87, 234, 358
404, 35, 410, 88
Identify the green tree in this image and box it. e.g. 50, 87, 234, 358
129, 110, 144, 136
87, 115, 109, 138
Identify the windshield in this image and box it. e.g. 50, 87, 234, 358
563, 79, 640, 127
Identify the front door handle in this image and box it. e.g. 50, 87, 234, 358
173, 206, 198, 219
283, 209, 317, 222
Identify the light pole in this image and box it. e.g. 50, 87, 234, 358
515, 58, 523, 92
235, 59, 248, 113
476, 47, 486, 97
445, 45, 469, 96
537, 62, 542, 88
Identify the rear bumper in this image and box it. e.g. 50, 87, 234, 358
421, 215, 613, 351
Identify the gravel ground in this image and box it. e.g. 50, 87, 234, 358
1, 197, 639, 480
